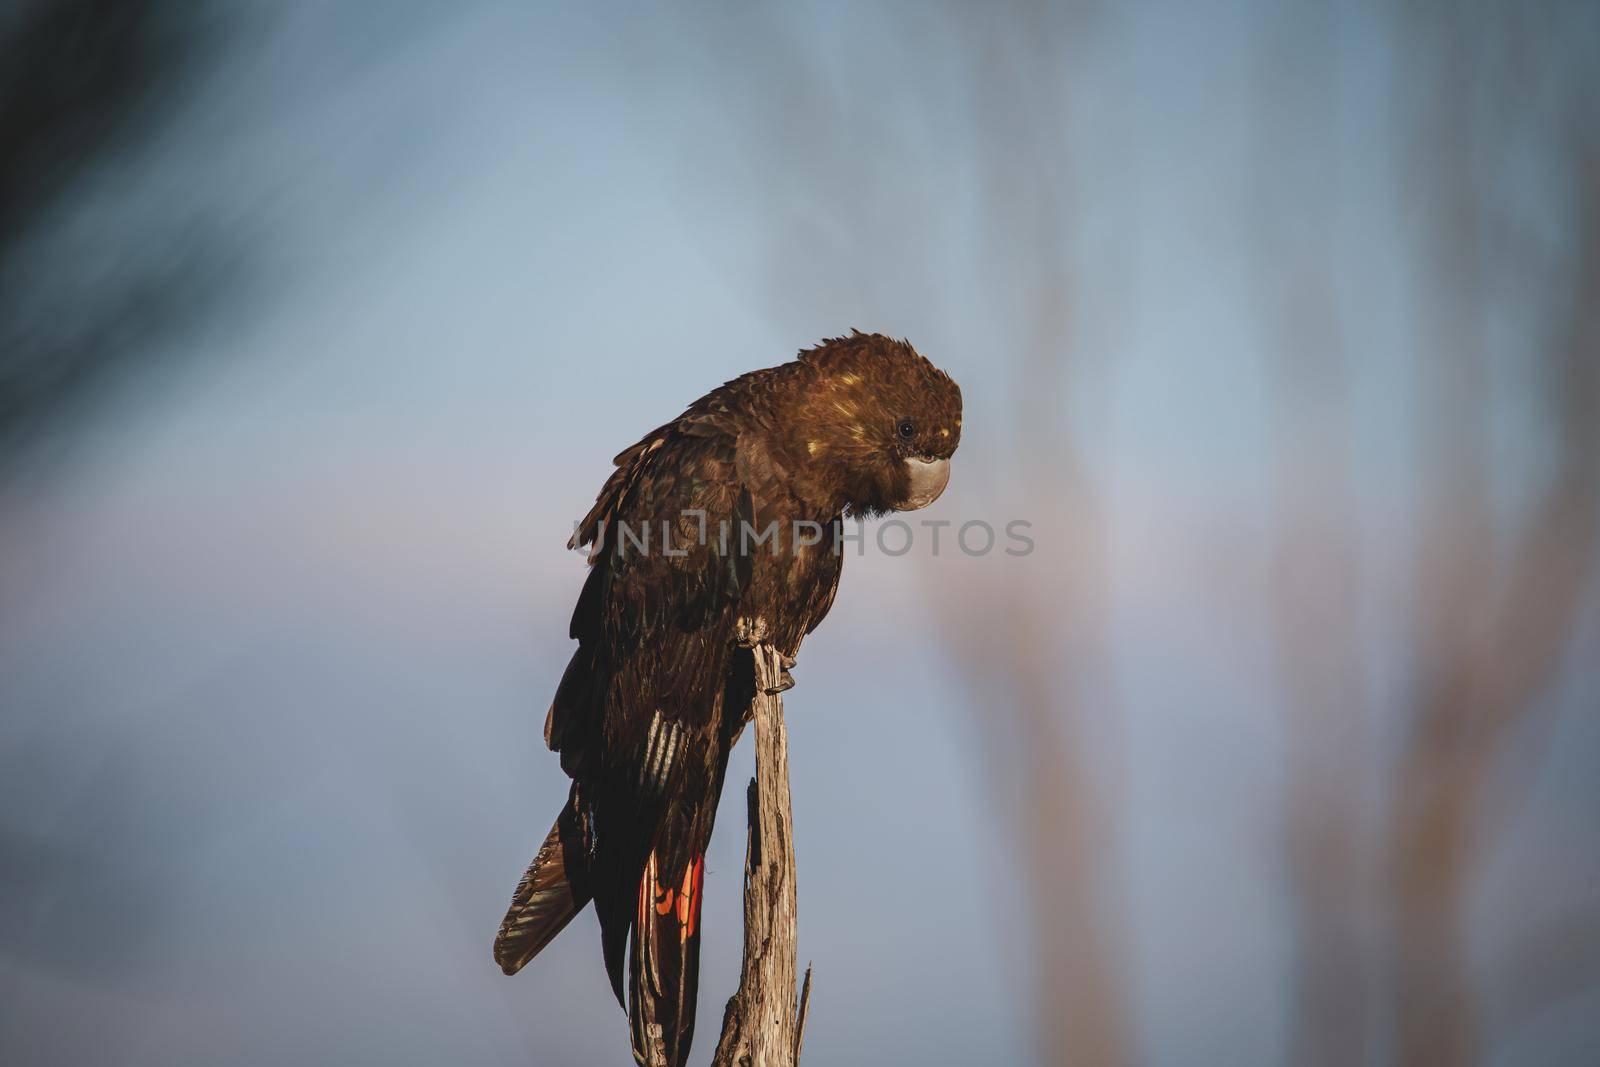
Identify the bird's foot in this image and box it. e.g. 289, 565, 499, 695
770, 656, 796, 695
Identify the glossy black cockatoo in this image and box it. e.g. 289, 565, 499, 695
494, 332, 962, 1066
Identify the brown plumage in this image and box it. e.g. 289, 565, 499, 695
494, 331, 962, 1066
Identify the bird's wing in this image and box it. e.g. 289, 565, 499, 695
804, 516, 844, 636
543, 403, 758, 1067
547, 404, 751, 773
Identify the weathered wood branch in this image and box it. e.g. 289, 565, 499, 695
711, 641, 811, 1067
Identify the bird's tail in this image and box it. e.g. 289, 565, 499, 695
494, 794, 591, 975
629, 847, 708, 1067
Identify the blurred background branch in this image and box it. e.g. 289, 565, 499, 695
937, 6, 1132, 1064
1385, 5, 1600, 1063
1252, 4, 1373, 1064
0, 0, 233, 465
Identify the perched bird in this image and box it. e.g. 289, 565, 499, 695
494, 331, 962, 1066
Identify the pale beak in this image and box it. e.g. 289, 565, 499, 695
900, 457, 951, 510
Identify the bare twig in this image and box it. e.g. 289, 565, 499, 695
711, 642, 809, 1067
792, 964, 812, 1066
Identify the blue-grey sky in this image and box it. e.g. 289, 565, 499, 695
3, 2, 1597, 1066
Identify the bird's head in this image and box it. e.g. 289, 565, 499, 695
790, 332, 962, 517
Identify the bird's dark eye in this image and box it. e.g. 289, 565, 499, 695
896, 418, 916, 440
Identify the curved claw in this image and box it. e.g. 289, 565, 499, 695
770, 666, 795, 694
762, 653, 797, 695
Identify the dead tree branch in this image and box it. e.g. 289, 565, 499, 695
711, 641, 811, 1067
